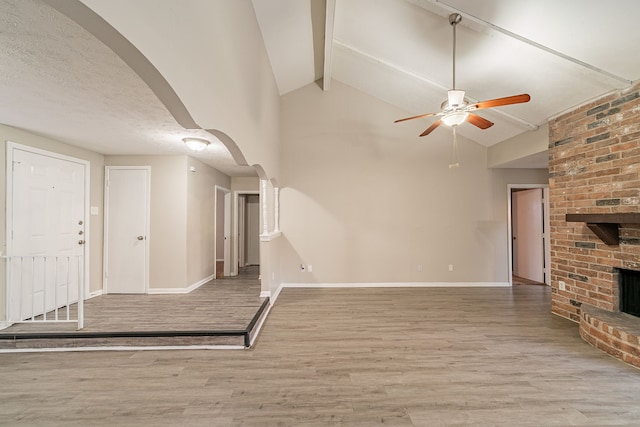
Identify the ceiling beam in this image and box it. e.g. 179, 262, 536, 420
333, 40, 538, 130
427, 0, 633, 86
322, 0, 336, 91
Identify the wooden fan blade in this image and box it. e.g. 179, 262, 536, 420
472, 94, 530, 110
467, 113, 494, 130
394, 112, 436, 123
419, 120, 442, 137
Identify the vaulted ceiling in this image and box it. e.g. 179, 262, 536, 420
1, 0, 638, 173
255, 0, 639, 160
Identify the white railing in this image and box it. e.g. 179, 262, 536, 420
4, 255, 84, 329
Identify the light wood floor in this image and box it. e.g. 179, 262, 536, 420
1, 266, 264, 334
513, 275, 546, 286
2, 284, 640, 425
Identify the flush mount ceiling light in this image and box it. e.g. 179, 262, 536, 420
183, 137, 210, 152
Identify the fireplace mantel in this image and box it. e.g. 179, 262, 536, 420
566, 213, 640, 245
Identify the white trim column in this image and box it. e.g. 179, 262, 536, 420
260, 179, 269, 237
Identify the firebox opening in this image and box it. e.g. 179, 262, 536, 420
618, 268, 640, 318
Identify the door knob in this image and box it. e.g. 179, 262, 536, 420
137, 236, 144, 241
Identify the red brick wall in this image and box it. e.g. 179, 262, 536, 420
549, 83, 640, 322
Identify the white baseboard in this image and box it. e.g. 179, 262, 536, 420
148, 274, 214, 294
0, 321, 12, 331
260, 291, 271, 298
87, 290, 103, 300
272, 285, 284, 303
282, 282, 510, 289
249, 299, 274, 347
270, 281, 510, 304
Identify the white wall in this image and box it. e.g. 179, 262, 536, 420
279, 81, 548, 284
487, 123, 549, 168
0, 124, 105, 319
79, 0, 281, 180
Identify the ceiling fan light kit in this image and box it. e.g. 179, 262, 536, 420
442, 111, 468, 127
394, 13, 531, 165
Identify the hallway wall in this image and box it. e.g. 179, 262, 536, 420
105, 155, 230, 290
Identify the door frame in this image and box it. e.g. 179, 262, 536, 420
507, 184, 550, 286
5, 141, 91, 318
232, 190, 259, 276
214, 185, 231, 278
103, 166, 151, 294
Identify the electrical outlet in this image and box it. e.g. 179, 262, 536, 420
559, 280, 566, 291
448, 264, 454, 272
417, 264, 423, 272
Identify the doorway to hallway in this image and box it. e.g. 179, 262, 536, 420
508, 184, 550, 286
233, 191, 260, 276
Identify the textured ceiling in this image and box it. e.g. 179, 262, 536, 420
0, 0, 255, 177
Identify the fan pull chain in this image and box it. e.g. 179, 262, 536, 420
449, 126, 460, 168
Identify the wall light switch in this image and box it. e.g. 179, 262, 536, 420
559, 281, 566, 291
448, 264, 454, 272
307, 265, 313, 272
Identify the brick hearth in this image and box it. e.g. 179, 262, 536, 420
549, 82, 640, 368
580, 304, 640, 369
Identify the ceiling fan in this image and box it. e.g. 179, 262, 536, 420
394, 13, 530, 138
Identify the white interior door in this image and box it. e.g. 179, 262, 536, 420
104, 167, 149, 294
9, 145, 86, 321
513, 188, 544, 283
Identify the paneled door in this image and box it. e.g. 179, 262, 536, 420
104, 167, 150, 294
8, 143, 87, 321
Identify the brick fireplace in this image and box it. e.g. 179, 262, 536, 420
549, 82, 640, 368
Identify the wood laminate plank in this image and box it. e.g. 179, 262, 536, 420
1, 267, 264, 335
2, 285, 640, 425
